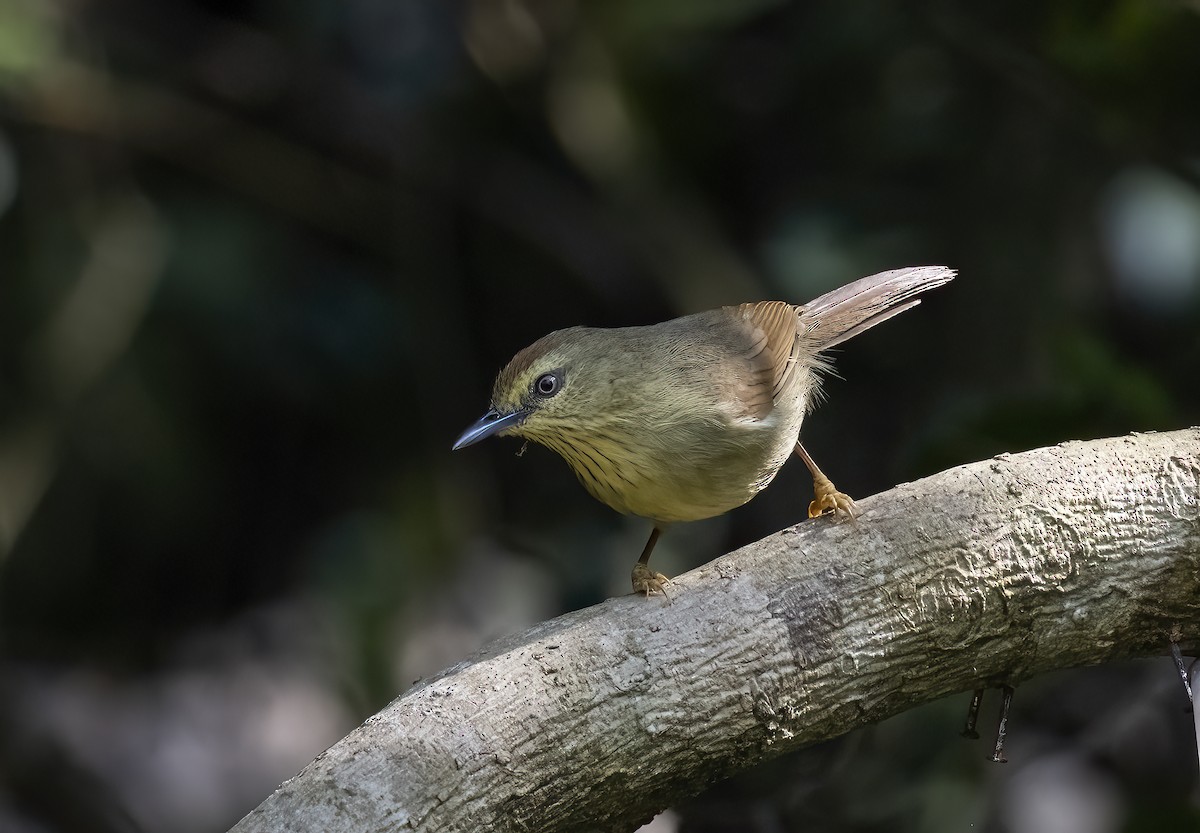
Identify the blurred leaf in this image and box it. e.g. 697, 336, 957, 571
0, 0, 59, 81
604, 0, 788, 35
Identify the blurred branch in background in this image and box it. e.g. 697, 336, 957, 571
7, 57, 420, 254
0, 0, 1198, 831
0, 194, 165, 558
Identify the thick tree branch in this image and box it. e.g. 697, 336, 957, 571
231, 429, 1200, 833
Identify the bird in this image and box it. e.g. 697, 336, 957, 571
453, 265, 955, 597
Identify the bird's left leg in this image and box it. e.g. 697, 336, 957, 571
630, 526, 672, 598
794, 442, 860, 519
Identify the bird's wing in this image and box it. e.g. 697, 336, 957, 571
728, 301, 803, 420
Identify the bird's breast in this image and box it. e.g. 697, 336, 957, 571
537, 406, 801, 524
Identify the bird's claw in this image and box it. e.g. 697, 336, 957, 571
808, 487, 860, 519
631, 562, 673, 599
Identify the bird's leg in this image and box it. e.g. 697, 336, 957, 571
794, 442, 860, 519
630, 526, 672, 599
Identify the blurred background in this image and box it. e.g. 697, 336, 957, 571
1, 0, 1198, 831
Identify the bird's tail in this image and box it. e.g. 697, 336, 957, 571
801, 265, 956, 350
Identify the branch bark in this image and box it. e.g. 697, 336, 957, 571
231, 429, 1200, 833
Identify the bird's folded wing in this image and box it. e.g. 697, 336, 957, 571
728, 301, 804, 419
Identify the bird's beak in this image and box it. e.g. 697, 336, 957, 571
452, 408, 530, 450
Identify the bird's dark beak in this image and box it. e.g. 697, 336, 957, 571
452, 408, 530, 450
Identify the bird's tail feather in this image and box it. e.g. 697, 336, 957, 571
802, 265, 956, 350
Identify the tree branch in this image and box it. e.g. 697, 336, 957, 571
230, 429, 1200, 833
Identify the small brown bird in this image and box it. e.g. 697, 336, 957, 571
454, 266, 955, 597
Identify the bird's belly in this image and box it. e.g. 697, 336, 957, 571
565, 415, 799, 524
609, 470, 769, 524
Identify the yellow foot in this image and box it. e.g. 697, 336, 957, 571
631, 562, 672, 599
795, 442, 861, 520
808, 486, 861, 519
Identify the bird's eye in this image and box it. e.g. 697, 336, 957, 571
534, 372, 561, 397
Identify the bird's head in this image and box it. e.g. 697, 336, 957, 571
452, 327, 598, 451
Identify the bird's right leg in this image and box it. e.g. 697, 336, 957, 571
794, 442, 861, 519
630, 526, 672, 598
